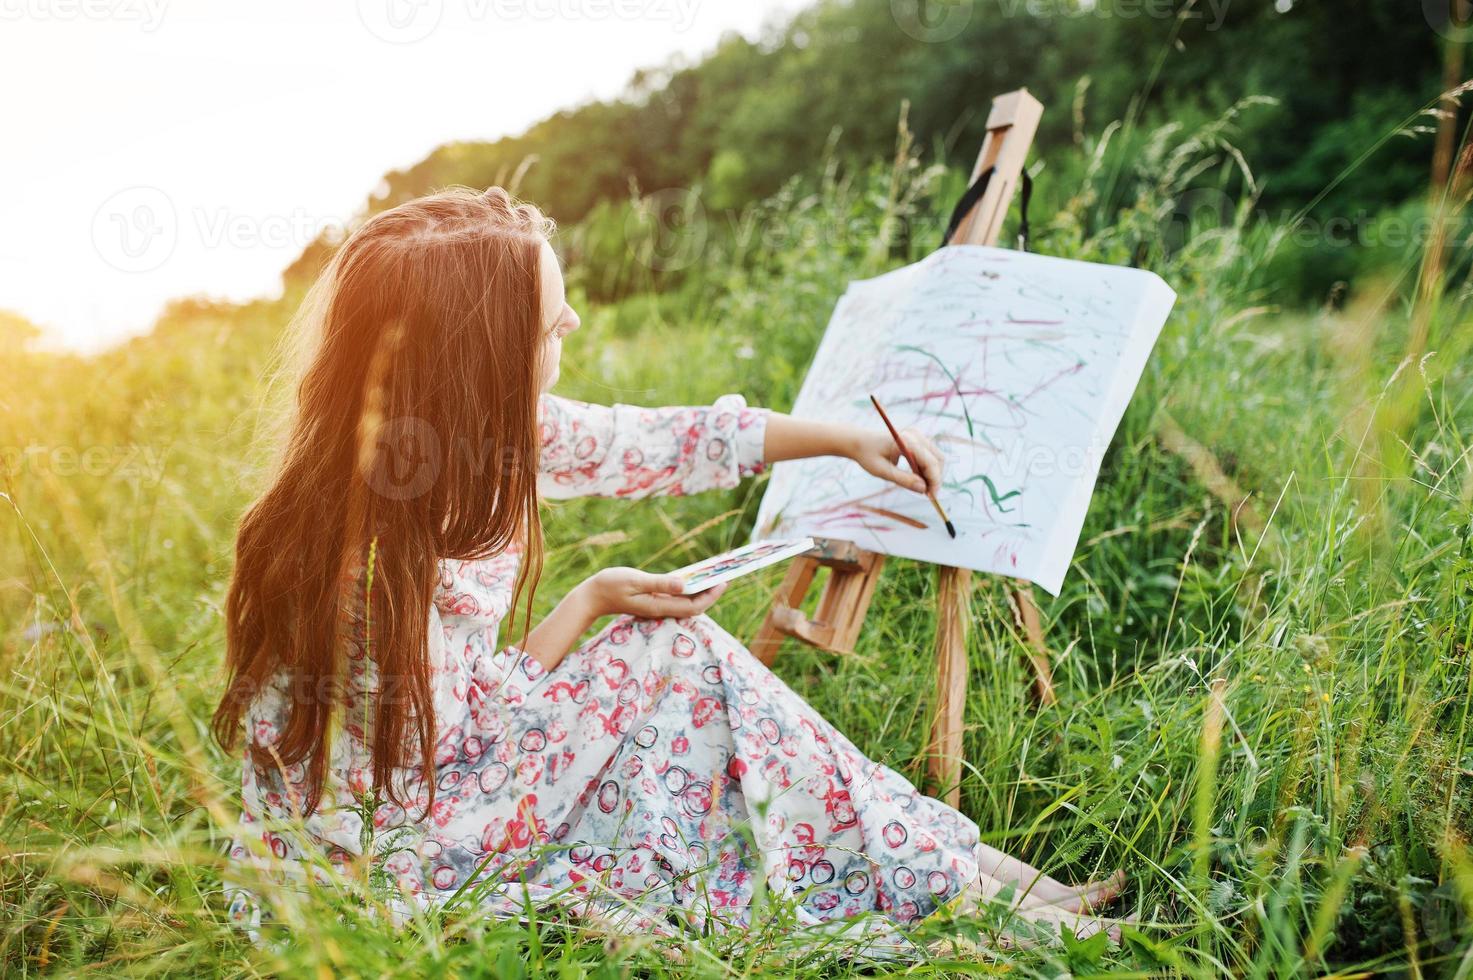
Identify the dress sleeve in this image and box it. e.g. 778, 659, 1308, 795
536, 392, 769, 500
432, 556, 553, 721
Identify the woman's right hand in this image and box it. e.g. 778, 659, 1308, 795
576, 567, 728, 620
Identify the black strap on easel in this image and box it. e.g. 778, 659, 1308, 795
1016, 170, 1032, 252
940, 166, 1033, 252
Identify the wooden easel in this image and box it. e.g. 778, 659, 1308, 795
751, 89, 1056, 808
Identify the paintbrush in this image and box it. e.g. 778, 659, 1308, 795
868, 394, 956, 539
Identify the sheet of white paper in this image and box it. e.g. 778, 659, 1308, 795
753, 245, 1176, 595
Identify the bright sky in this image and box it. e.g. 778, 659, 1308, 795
0, 0, 800, 353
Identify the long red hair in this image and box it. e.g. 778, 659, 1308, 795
212, 186, 552, 816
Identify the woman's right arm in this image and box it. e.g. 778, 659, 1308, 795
536, 392, 767, 500
518, 570, 729, 672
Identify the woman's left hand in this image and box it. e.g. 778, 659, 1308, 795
850, 427, 945, 496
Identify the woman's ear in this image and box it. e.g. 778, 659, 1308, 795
537, 241, 564, 326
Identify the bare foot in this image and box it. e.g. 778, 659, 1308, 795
953, 868, 1128, 950
1006, 869, 1126, 914
969, 845, 1126, 914
1051, 869, 1127, 915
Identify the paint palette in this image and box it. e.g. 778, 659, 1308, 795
665, 537, 816, 595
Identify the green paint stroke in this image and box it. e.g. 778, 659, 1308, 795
955, 473, 1022, 513
894, 344, 974, 438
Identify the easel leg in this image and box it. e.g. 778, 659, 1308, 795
1009, 584, 1057, 705
926, 566, 971, 808
751, 557, 818, 666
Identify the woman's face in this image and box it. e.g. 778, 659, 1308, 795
537, 240, 581, 393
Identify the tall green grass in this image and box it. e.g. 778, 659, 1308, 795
1, 99, 1470, 976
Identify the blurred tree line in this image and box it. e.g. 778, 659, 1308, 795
282, 0, 1443, 302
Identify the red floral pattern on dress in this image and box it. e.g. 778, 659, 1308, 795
223, 393, 988, 953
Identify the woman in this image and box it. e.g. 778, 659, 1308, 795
215, 186, 1122, 955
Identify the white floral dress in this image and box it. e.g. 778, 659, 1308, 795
224, 393, 991, 955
